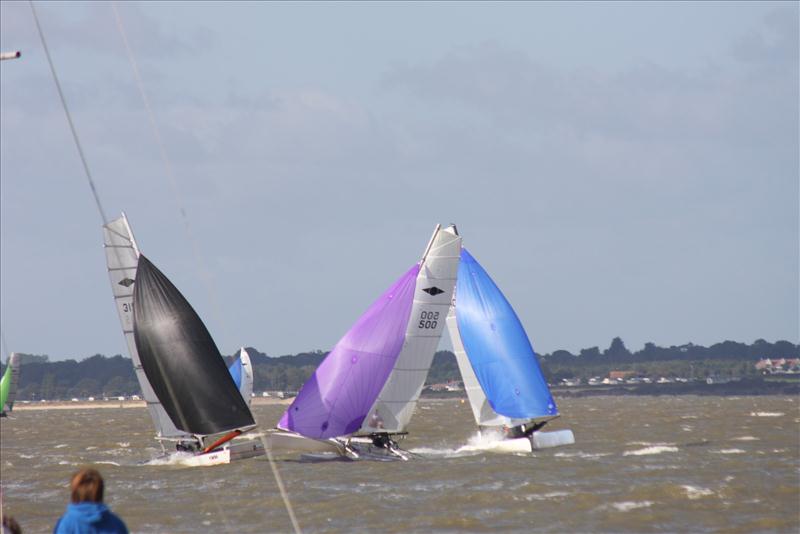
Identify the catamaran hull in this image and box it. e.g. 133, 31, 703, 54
266, 431, 346, 456
179, 448, 231, 467
160, 438, 266, 467
473, 429, 576, 454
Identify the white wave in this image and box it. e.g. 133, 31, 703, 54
681, 425, 693, 432
58, 460, 73, 465
749, 412, 784, 417
143, 452, 197, 467
771, 448, 788, 453
712, 448, 745, 454
611, 501, 654, 512
682, 485, 715, 499
85, 446, 98, 451
54, 444, 68, 449
525, 491, 571, 501
623, 445, 679, 456
116, 442, 130, 448
19, 454, 34, 459
94, 461, 120, 466
408, 446, 481, 458
731, 436, 759, 441
681, 415, 699, 419
554, 451, 612, 459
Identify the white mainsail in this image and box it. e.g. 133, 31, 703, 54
103, 213, 190, 439
359, 224, 461, 433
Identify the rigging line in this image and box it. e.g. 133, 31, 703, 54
109, 2, 226, 335
110, 5, 301, 533
28, 1, 108, 226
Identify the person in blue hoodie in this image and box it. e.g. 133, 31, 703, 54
53, 468, 128, 534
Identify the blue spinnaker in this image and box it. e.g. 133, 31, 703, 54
228, 356, 243, 390
455, 248, 557, 420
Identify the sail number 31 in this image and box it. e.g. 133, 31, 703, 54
418, 310, 439, 329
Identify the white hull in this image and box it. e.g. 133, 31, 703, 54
162, 437, 266, 467
178, 448, 231, 467
267, 431, 346, 456
462, 429, 575, 454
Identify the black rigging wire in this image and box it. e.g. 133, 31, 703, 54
28, 0, 109, 226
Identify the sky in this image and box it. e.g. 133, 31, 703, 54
1, 1, 797, 362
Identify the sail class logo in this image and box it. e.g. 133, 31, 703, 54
118, 278, 135, 287
422, 286, 444, 296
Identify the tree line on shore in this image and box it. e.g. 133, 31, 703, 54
3, 338, 797, 401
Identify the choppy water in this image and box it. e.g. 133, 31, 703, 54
1, 396, 798, 533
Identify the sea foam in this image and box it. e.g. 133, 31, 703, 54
623, 445, 679, 456
682, 485, 715, 499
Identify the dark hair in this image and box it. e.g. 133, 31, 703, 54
2, 515, 22, 534
70, 468, 104, 503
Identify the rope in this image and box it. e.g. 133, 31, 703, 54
110, 4, 301, 532
28, 1, 108, 226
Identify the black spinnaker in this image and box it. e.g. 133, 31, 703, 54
133, 254, 255, 436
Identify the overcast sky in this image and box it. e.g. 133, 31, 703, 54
1, 1, 797, 362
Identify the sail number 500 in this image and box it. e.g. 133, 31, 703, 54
418, 311, 439, 329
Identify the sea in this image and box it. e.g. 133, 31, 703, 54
1, 396, 798, 533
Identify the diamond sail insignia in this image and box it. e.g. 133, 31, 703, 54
422, 286, 444, 296
449, 248, 558, 425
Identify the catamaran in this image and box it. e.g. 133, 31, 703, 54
103, 213, 263, 466
229, 347, 254, 407
446, 248, 574, 453
0, 352, 21, 416
270, 224, 461, 460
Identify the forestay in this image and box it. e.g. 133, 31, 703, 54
449, 248, 558, 426
359, 225, 462, 433
103, 215, 189, 439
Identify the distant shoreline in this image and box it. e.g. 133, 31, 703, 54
12, 396, 293, 411
421, 378, 799, 399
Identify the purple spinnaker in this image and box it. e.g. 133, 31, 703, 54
278, 264, 420, 439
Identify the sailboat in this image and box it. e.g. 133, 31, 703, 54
229, 347, 254, 407
270, 224, 462, 460
446, 248, 575, 453
103, 213, 263, 466
0, 352, 21, 416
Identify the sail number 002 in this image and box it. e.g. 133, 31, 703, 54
418, 311, 439, 329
